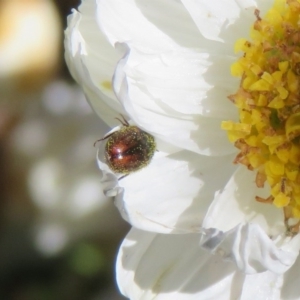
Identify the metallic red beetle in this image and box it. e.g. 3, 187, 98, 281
96, 116, 156, 175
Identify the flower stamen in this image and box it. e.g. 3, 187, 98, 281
222, 0, 300, 232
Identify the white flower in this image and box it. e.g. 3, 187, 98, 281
65, 0, 300, 299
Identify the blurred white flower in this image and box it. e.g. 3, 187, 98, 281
11, 80, 127, 256
65, 0, 300, 299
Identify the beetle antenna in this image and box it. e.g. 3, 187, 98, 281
115, 114, 129, 126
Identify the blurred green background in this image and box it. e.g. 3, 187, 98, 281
0, 0, 129, 299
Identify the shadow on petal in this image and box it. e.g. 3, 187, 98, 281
117, 228, 245, 299
281, 254, 300, 299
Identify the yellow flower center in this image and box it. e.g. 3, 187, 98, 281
222, 0, 300, 231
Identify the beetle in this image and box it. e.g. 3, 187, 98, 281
95, 116, 156, 176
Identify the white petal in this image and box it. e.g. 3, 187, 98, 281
240, 271, 282, 300
96, 0, 203, 52
203, 166, 285, 237
97, 141, 236, 233
114, 46, 238, 118
200, 223, 300, 274
116, 228, 241, 300
64, 0, 124, 125
281, 254, 300, 299
81, 81, 124, 126
180, 0, 259, 43
123, 51, 236, 117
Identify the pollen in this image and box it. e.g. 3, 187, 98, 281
222, 0, 300, 230
101, 80, 112, 90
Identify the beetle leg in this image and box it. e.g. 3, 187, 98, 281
115, 114, 129, 127
118, 174, 129, 181
93, 132, 116, 147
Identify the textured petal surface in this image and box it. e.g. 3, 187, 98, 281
180, 0, 272, 44
200, 224, 300, 275
180, 0, 252, 43
239, 271, 282, 300
201, 166, 300, 275
64, 0, 124, 125
97, 0, 202, 52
